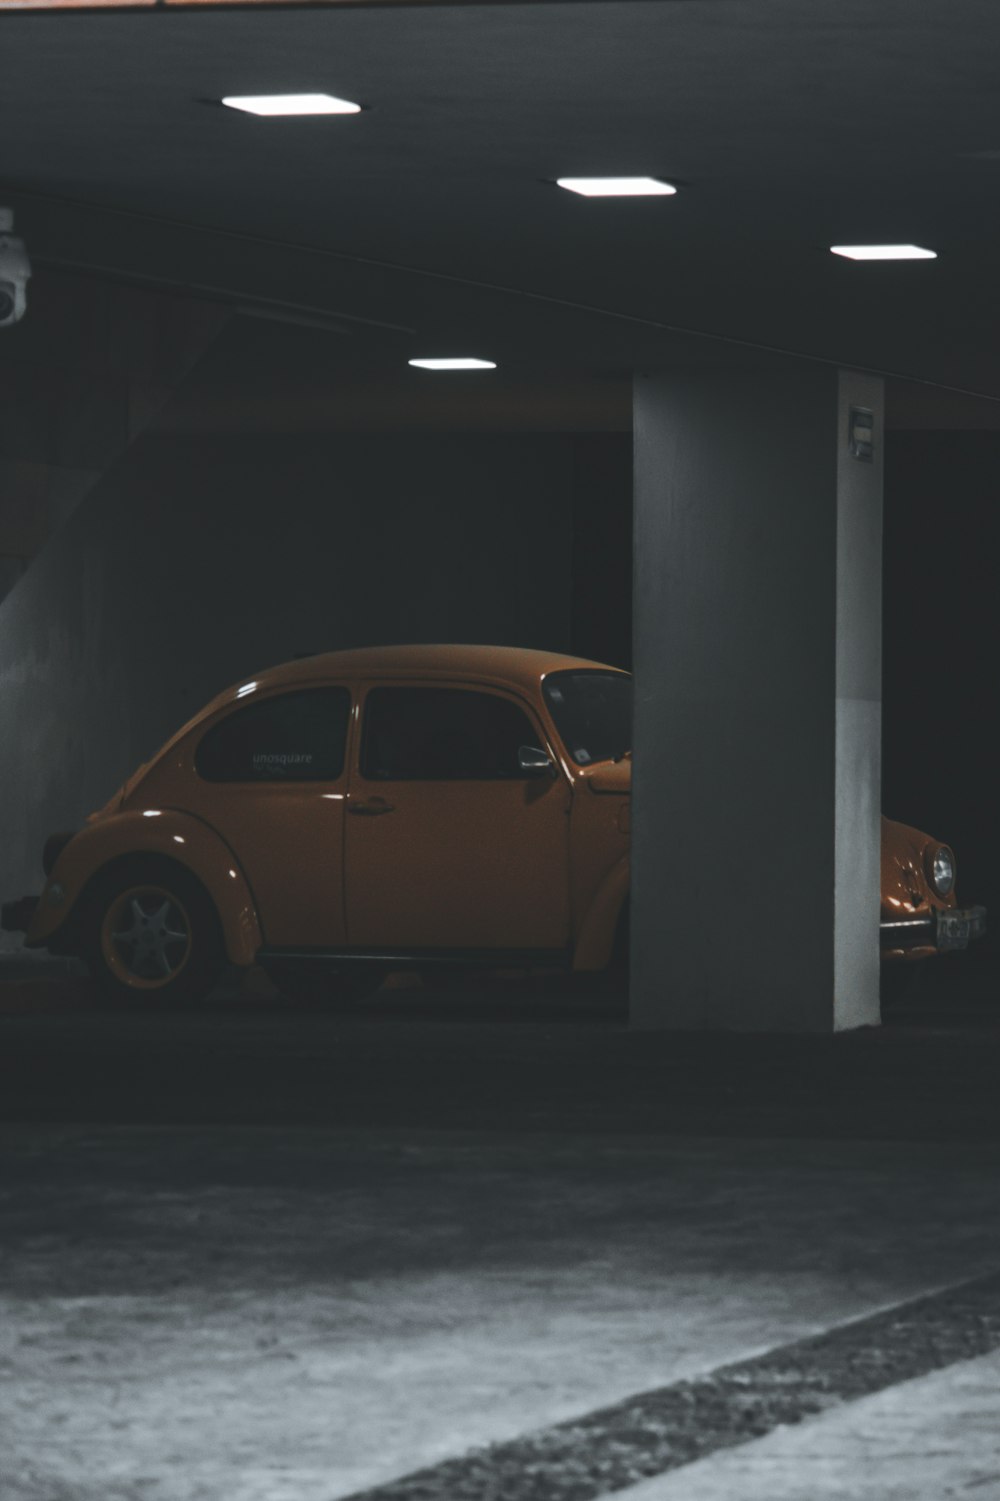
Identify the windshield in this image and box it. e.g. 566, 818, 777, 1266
542, 670, 632, 766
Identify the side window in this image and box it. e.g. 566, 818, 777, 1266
362, 688, 541, 781
196, 688, 351, 783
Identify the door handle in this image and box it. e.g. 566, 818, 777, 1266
348, 797, 395, 816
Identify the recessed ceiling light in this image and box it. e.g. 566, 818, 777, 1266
556, 177, 677, 197
221, 93, 362, 117
408, 358, 497, 371
829, 244, 937, 260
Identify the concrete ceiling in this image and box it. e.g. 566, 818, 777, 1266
4, 0, 1000, 403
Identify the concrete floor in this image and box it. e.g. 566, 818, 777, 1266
2, 956, 1000, 1500
610, 1352, 1000, 1500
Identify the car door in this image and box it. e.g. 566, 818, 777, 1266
181, 684, 353, 948
345, 681, 571, 951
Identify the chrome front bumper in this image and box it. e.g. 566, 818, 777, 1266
880, 905, 987, 953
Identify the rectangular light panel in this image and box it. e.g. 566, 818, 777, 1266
556, 177, 677, 197
830, 244, 937, 260
221, 94, 362, 116
408, 358, 497, 370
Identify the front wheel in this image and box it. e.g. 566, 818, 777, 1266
82, 860, 224, 1007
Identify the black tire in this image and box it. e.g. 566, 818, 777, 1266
80, 857, 224, 1008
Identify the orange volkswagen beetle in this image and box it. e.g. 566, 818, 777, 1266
2, 645, 986, 1003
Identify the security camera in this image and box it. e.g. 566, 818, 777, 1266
0, 208, 31, 328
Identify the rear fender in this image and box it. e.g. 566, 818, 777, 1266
573, 856, 630, 971
26, 809, 262, 965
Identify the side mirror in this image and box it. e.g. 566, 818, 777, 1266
518, 744, 556, 778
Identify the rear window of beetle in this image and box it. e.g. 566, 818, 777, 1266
195, 688, 351, 782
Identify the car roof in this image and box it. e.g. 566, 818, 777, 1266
244, 643, 627, 694
148, 645, 629, 767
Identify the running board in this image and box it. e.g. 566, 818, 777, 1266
257, 946, 570, 969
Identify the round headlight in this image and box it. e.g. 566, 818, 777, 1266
929, 845, 955, 897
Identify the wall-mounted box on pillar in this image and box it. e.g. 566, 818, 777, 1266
849, 406, 875, 462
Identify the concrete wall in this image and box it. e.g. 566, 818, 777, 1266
0, 271, 226, 604
0, 429, 576, 923
570, 434, 633, 671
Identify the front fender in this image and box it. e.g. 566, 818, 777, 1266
26, 809, 262, 966
573, 856, 630, 971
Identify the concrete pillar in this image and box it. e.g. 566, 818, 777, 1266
631, 362, 883, 1031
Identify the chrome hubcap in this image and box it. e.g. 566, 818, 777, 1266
110, 893, 190, 981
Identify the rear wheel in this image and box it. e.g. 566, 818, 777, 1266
82, 859, 224, 1008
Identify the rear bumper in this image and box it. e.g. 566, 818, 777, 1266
880, 904, 987, 955
1, 895, 39, 934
